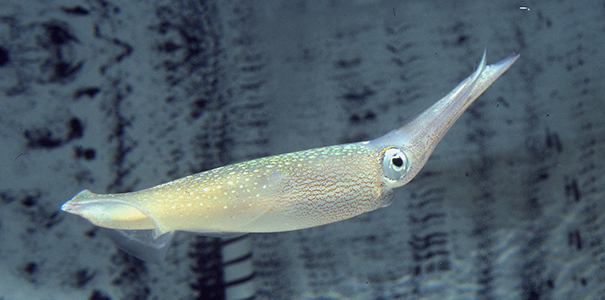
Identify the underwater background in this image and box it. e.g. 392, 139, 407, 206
0, 0, 604, 299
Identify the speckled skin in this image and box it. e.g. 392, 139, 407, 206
62, 51, 519, 242
63, 144, 388, 237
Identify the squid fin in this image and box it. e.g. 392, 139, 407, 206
105, 229, 176, 264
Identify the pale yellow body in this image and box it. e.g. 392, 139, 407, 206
61, 50, 519, 262
67, 144, 390, 237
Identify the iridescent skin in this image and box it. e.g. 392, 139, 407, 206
61, 50, 519, 262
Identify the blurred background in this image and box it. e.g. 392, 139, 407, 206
0, 1, 603, 299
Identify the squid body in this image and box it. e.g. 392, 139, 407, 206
61, 50, 519, 263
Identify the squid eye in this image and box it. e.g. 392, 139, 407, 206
382, 147, 409, 180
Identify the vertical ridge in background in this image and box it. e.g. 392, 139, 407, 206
518, 104, 556, 300
383, 27, 452, 297
219, 0, 271, 162
405, 172, 451, 296
459, 49, 503, 297
551, 15, 605, 297
465, 113, 498, 299
189, 236, 225, 300
567, 93, 605, 298
513, 27, 558, 300
150, 1, 229, 299
184, 1, 273, 299
152, 0, 271, 298
215, 1, 274, 298
252, 233, 299, 299
222, 236, 256, 300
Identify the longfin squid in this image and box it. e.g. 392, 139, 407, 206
61, 50, 519, 263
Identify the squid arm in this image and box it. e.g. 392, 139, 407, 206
61, 49, 519, 263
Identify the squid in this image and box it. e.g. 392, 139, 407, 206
61, 50, 519, 263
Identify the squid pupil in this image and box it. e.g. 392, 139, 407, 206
392, 156, 403, 167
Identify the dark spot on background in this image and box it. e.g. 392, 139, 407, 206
24, 262, 38, 275
564, 176, 581, 202
52, 60, 83, 80
158, 40, 181, 53
75, 147, 96, 160
61, 6, 90, 15
74, 87, 100, 99
44, 211, 61, 229
408, 233, 448, 251
456, 35, 468, 46
334, 57, 361, 69
240, 81, 262, 90
74, 268, 95, 288
409, 213, 446, 224
522, 282, 545, 300
349, 110, 376, 124
89, 290, 112, 300
191, 98, 210, 119
24, 117, 84, 149
0, 46, 9, 67
110, 38, 133, 64
85, 228, 98, 238
496, 96, 510, 108
43, 23, 78, 45
21, 195, 37, 207
69, 118, 83, 139
531, 169, 549, 184
24, 128, 62, 148
35, 21, 84, 83
342, 86, 375, 103
0, 191, 16, 204
545, 128, 563, 153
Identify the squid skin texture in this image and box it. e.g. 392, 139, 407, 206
65, 144, 388, 237
61, 50, 519, 262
